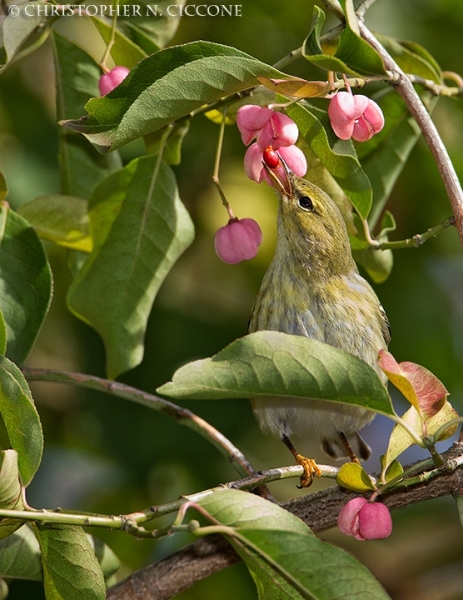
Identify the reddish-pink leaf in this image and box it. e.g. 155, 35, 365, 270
378, 350, 448, 418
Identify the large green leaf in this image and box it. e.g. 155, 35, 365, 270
60, 41, 291, 153
0, 357, 43, 486
0, 204, 52, 364
116, 0, 186, 55
286, 102, 372, 218
158, 331, 394, 416
197, 490, 391, 600
18, 195, 92, 253
375, 34, 442, 84
67, 156, 194, 379
34, 524, 106, 600
52, 31, 122, 199
303, 4, 387, 77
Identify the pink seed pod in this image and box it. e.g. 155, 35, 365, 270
257, 111, 299, 151
277, 145, 307, 177
236, 105, 274, 145
338, 498, 392, 541
99, 66, 130, 96
214, 218, 263, 264
328, 92, 384, 142
352, 99, 385, 142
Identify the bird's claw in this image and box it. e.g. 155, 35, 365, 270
295, 454, 322, 488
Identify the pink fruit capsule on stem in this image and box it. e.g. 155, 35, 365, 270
338, 498, 392, 541
214, 218, 263, 264
99, 66, 130, 96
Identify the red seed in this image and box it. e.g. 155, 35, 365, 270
263, 146, 280, 169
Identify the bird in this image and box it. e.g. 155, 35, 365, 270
248, 164, 390, 487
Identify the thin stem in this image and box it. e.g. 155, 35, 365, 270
356, 0, 379, 20
272, 47, 302, 72
359, 23, 463, 247
426, 442, 445, 468
321, 0, 344, 21
22, 367, 256, 479
212, 107, 235, 220
378, 457, 435, 492
370, 216, 456, 250
408, 74, 463, 98
99, 0, 120, 72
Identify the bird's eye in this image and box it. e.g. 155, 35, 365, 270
298, 196, 314, 211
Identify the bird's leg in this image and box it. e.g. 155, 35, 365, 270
337, 431, 361, 465
282, 434, 322, 488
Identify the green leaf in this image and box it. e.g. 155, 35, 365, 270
381, 457, 403, 483
89, 537, 120, 581
67, 156, 194, 379
34, 524, 106, 600
0, 3, 45, 72
285, 102, 372, 218
303, 3, 387, 77
197, 490, 391, 600
0, 357, 43, 486
0, 450, 25, 540
116, 0, 187, 54
60, 41, 292, 153
0, 524, 42, 579
18, 195, 92, 253
0, 527, 119, 583
91, 17, 147, 68
357, 91, 429, 228
375, 34, 442, 83
52, 31, 122, 199
336, 462, 376, 492
0, 204, 52, 365
158, 331, 394, 416
144, 119, 190, 165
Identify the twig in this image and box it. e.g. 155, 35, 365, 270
21, 367, 256, 479
106, 442, 463, 600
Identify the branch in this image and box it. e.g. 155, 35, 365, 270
21, 367, 256, 479
106, 442, 463, 600
358, 23, 463, 247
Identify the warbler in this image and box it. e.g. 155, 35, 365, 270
248, 166, 390, 486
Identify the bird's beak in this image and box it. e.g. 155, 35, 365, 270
262, 157, 292, 197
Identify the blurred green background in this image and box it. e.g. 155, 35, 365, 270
1, 0, 463, 598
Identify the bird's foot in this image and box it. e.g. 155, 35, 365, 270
294, 453, 322, 488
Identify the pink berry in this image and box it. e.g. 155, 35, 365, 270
338, 498, 392, 541
214, 218, 263, 264
98, 66, 130, 96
